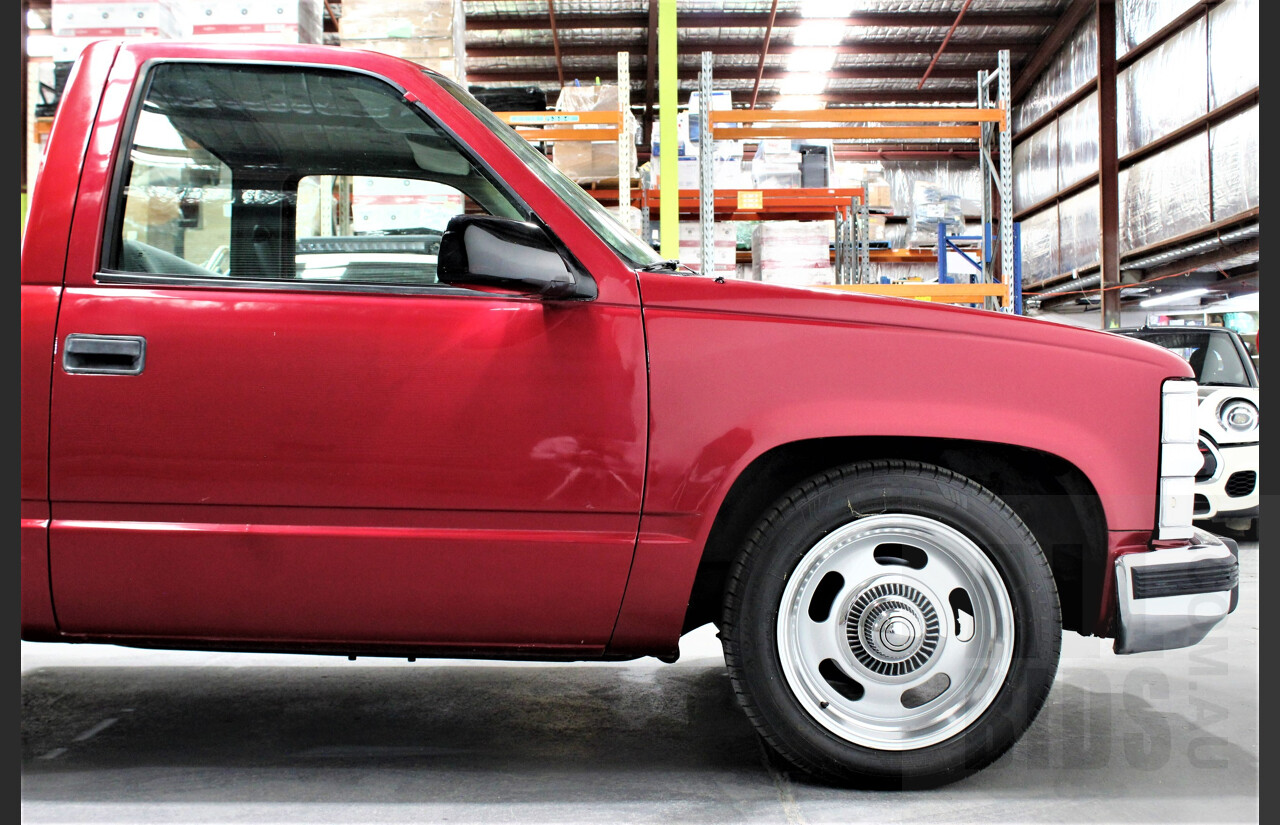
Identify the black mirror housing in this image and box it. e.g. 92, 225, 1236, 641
437, 215, 595, 300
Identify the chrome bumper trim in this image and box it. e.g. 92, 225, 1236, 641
1113, 529, 1240, 655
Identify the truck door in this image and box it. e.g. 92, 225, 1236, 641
47, 58, 647, 652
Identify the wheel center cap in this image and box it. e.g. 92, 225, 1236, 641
867, 608, 922, 659
880, 618, 915, 650
845, 582, 941, 676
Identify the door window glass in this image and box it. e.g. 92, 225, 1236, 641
294, 176, 471, 285
110, 63, 524, 287
119, 108, 233, 276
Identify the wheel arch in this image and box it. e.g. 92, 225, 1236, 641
682, 436, 1108, 638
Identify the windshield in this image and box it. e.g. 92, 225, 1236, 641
427, 72, 663, 269
1129, 329, 1256, 387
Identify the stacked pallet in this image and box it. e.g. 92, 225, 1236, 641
338, 0, 466, 80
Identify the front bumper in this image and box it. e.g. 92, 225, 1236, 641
1113, 528, 1240, 654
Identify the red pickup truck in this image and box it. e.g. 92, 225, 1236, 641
21, 41, 1240, 788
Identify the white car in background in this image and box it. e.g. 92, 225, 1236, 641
1117, 326, 1259, 535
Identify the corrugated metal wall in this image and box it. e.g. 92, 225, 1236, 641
1012, 0, 1258, 288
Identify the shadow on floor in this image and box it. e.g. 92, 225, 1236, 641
22, 661, 1256, 810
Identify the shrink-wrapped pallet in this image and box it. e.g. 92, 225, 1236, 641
340, 0, 465, 77
752, 222, 832, 286
907, 181, 964, 247
678, 222, 736, 279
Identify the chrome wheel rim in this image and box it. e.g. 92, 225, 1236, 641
776, 513, 1015, 750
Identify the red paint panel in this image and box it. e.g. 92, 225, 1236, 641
49, 286, 645, 644
21, 286, 60, 502
639, 272, 1187, 529
608, 514, 704, 655
21, 501, 57, 640
612, 273, 1192, 651
21, 41, 118, 285
49, 512, 634, 647
1099, 530, 1155, 634
52, 288, 645, 512
43, 42, 652, 650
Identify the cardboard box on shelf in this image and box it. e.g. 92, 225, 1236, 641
607, 205, 645, 238
678, 221, 736, 277
865, 178, 892, 209
339, 0, 456, 40
650, 113, 691, 160
757, 138, 793, 156
550, 83, 636, 184
751, 148, 802, 189
654, 158, 749, 190
340, 36, 455, 63
188, 1, 322, 41
348, 178, 463, 233
46, 35, 107, 62
869, 215, 887, 242
339, 0, 465, 77
686, 90, 742, 160
51, 1, 184, 38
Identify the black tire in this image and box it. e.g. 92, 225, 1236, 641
721, 459, 1061, 788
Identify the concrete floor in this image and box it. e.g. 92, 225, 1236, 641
22, 543, 1258, 824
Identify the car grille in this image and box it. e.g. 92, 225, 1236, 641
1196, 439, 1218, 481
1225, 471, 1256, 498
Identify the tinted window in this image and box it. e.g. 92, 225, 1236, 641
111, 63, 523, 287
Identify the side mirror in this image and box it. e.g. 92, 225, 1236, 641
437, 215, 595, 300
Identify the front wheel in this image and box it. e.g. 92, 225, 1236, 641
721, 460, 1061, 787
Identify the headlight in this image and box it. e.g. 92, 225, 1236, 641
1158, 379, 1199, 540
1161, 380, 1198, 444
1217, 398, 1259, 434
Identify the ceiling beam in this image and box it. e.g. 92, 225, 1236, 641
1097, 0, 1121, 328
750, 0, 780, 109
1011, 0, 1094, 101
466, 66, 980, 84
464, 12, 1057, 30
919, 0, 973, 89
546, 0, 565, 87
1136, 238, 1259, 282
466, 40, 1038, 59
642, 0, 658, 148
322, 1, 340, 33
754, 89, 977, 105
459, 80, 977, 106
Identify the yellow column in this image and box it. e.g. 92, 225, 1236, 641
658, 0, 678, 259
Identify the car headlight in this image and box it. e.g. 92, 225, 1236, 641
1217, 398, 1259, 434
1158, 379, 1200, 540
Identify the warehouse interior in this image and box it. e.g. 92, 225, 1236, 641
21, 0, 1260, 345
21, 2, 1259, 822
